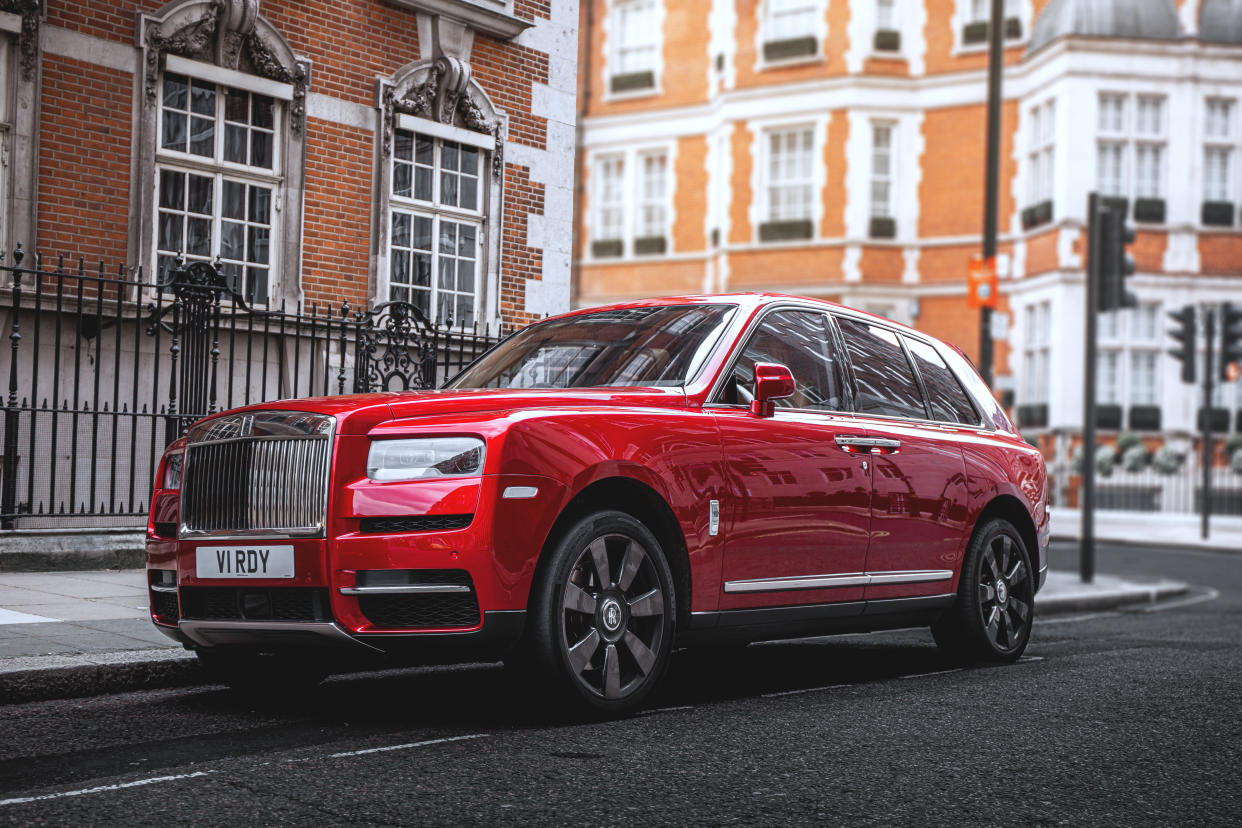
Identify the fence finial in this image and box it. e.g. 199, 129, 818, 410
12, 242, 23, 267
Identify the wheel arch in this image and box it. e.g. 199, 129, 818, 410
972, 494, 1041, 590
529, 475, 692, 628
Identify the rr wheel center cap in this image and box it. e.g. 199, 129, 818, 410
599, 597, 624, 635
996, 579, 1009, 605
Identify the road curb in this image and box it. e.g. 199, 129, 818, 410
0, 650, 203, 705
1035, 580, 1190, 615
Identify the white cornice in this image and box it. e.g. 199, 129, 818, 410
384, 0, 533, 41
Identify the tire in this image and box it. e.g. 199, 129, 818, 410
932, 518, 1035, 663
195, 648, 328, 694
529, 510, 676, 714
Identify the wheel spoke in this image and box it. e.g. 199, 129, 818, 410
588, 538, 612, 588
603, 643, 621, 699
984, 548, 1001, 583
563, 582, 597, 615
1010, 596, 1031, 624
999, 536, 1013, 573
617, 541, 646, 592
985, 606, 1001, 644
567, 628, 600, 676
628, 587, 664, 618
978, 583, 995, 604
622, 629, 656, 676
998, 609, 1013, 648
1007, 559, 1028, 587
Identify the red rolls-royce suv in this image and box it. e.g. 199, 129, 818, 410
147, 294, 1048, 712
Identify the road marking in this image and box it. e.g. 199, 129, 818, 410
762, 684, 849, 698
1040, 612, 1112, 624
639, 705, 695, 715
1018, 656, 1045, 663
0, 608, 56, 625
328, 733, 488, 759
1137, 587, 1219, 613
899, 668, 963, 680
0, 772, 213, 807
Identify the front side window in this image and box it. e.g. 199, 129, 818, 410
766, 126, 814, 223
610, 0, 659, 93
719, 309, 842, 411
156, 73, 279, 300
837, 317, 927, 421
449, 304, 737, 389
389, 129, 484, 326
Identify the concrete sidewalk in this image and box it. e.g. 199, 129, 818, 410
0, 567, 1190, 705
1050, 507, 1242, 552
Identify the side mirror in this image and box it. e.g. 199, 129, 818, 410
751, 362, 795, 417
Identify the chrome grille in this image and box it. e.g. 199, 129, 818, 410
181, 411, 334, 537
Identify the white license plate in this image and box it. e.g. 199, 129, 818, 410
196, 545, 295, 579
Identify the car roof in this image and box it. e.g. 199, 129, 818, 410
547, 293, 925, 338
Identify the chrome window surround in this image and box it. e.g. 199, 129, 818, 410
179, 411, 336, 540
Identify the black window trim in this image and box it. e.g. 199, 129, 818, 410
704, 302, 852, 417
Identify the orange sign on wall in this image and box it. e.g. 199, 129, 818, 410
967, 254, 999, 310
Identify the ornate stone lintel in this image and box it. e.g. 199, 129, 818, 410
144, 4, 221, 101
243, 32, 308, 133
382, 56, 499, 161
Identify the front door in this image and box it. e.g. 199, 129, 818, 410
712, 308, 871, 610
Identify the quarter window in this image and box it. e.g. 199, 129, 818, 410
721, 310, 842, 411
837, 317, 927, 420
390, 129, 484, 326
904, 337, 978, 425
156, 73, 279, 300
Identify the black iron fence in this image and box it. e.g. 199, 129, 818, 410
1, 247, 507, 529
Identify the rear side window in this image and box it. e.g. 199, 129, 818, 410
720, 309, 843, 411
836, 317, 927, 420
904, 337, 979, 425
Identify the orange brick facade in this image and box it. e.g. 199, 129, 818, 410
11, 0, 576, 328
575, 0, 1242, 437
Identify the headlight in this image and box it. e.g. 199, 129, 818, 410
367, 437, 485, 482
162, 451, 183, 490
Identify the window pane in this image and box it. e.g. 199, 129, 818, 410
251, 94, 274, 129
220, 221, 244, 261
414, 216, 433, 250
189, 116, 215, 157
458, 259, 475, 292
187, 217, 211, 256
393, 162, 412, 198
159, 171, 185, 210
190, 80, 215, 116
905, 337, 977, 424
415, 168, 433, 201
416, 135, 434, 165
439, 222, 457, 254
441, 172, 459, 207
837, 317, 927, 420
247, 226, 269, 265
461, 175, 478, 211
443, 141, 459, 171
163, 74, 188, 111
162, 111, 187, 152
158, 211, 182, 253
459, 224, 476, 257
392, 249, 410, 282
224, 124, 247, 164
222, 180, 246, 220
413, 253, 431, 286
250, 131, 272, 169
438, 257, 454, 290
392, 212, 411, 248
725, 310, 841, 410
248, 186, 270, 224
187, 175, 213, 215
461, 146, 478, 176
246, 267, 268, 301
225, 88, 249, 123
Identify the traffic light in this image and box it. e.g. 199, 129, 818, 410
1096, 205, 1137, 312
1167, 305, 1197, 384
1222, 302, 1242, 382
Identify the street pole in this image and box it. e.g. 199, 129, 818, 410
1081, 194, 1099, 584
1202, 309, 1215, 540
980, 0, 1004, 388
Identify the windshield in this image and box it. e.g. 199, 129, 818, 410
448, 304, 737, 389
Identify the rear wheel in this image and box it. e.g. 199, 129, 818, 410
932, 518, 1034, 662
530, 510, 675, 714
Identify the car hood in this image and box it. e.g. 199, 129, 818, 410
204, 387, 689, 435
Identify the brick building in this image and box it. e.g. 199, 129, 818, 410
573, 0, 1242, 460
1, 0, 578, 327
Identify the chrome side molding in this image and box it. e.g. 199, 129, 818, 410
723, 569, 954, 594
338, 584, 472, 595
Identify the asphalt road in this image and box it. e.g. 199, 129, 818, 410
1, 540, 1238, 826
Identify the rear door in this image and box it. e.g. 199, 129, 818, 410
832, 315, 970, 601
711, 308, 872, 610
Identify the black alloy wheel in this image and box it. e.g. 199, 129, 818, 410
932, 518, 1034, 662
532, 510, 675, 713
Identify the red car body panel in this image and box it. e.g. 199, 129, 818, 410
147, 293, 1049, 654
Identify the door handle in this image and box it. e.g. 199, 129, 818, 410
834, 435, 901, 454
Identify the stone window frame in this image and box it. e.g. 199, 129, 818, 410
374, 55, 508, 330
1096, 90, 1169, 224
758, 0, 824, 68
0, 1, 42, 266
604, 0, 663, 100
1202, 97, 1237, 226
757, 122, 817, 244
1022, 96, 1056, 230
135, 0, 311, 304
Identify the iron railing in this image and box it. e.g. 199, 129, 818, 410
1, 246, 508, 529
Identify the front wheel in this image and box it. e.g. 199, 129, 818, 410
932, 518, 1034, 663
530, 510, 676, 714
